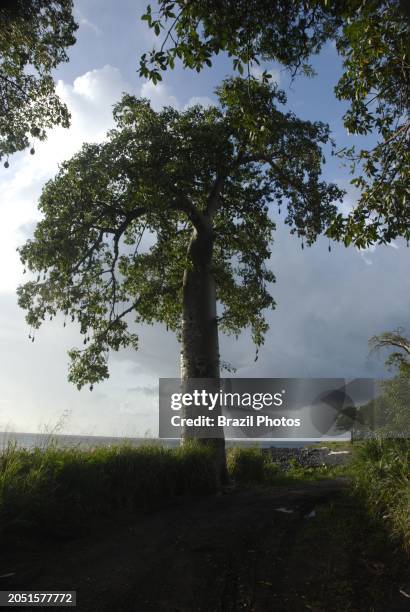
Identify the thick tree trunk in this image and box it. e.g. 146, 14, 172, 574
180, 220, 228, 485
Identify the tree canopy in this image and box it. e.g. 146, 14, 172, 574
139, 0, 340, 83
369, 329, 410, 377
364, 329, 410, 435
0, 0, 77, 163
140, 1, 410, 247
328, 1, 409, 247
17, 79, 343, 389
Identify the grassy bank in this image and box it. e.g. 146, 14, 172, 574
0, 441, 218, 532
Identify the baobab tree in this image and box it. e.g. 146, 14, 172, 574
17, 78, 343, 480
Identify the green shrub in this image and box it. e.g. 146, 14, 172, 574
227, 447, 280, 484
227, 447, 265, 484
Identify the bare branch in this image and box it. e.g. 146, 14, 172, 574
369, 329, 410, 357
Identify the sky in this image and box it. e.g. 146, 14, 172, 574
0, 0, 409, 437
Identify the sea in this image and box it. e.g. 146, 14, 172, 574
0, 431, 309, 451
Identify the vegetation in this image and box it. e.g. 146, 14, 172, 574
370, 328, 410, 377
352, 438, 410, 553
16, 78, 343, 479
227, 447, 280, 484
346, 330, 410, 553
17, 79, 342, 389
1, 438, 408, 560
228, 442, 410, 556
0, 441, 343, 533
139, 0, 339, 83
0, 0, 78, 163
140, 0, 410, 247
1, 441, 407, 611
328, 0, 409, 248
276, 486, 409, 611
2, 1, 407, 574
0, 441, 218, 532
349, 330, 410, 441
228, 437, 410, 553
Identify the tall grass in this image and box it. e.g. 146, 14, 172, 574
0, 441, 218, 533
352, 437, 410, 552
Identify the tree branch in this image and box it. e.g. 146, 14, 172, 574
369, 330, 410, 358
205, 174, 225, 218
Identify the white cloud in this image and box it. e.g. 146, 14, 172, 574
66, 64, 128, 105
140, 80, 179, 111
75, 7, 102, 36
0, 292, 164, 436
184, 96, 215, 109
141, 85, 215, 112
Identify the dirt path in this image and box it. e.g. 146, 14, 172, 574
1, 479, 409, 611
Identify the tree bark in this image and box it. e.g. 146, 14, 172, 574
180, 218, 228, 485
